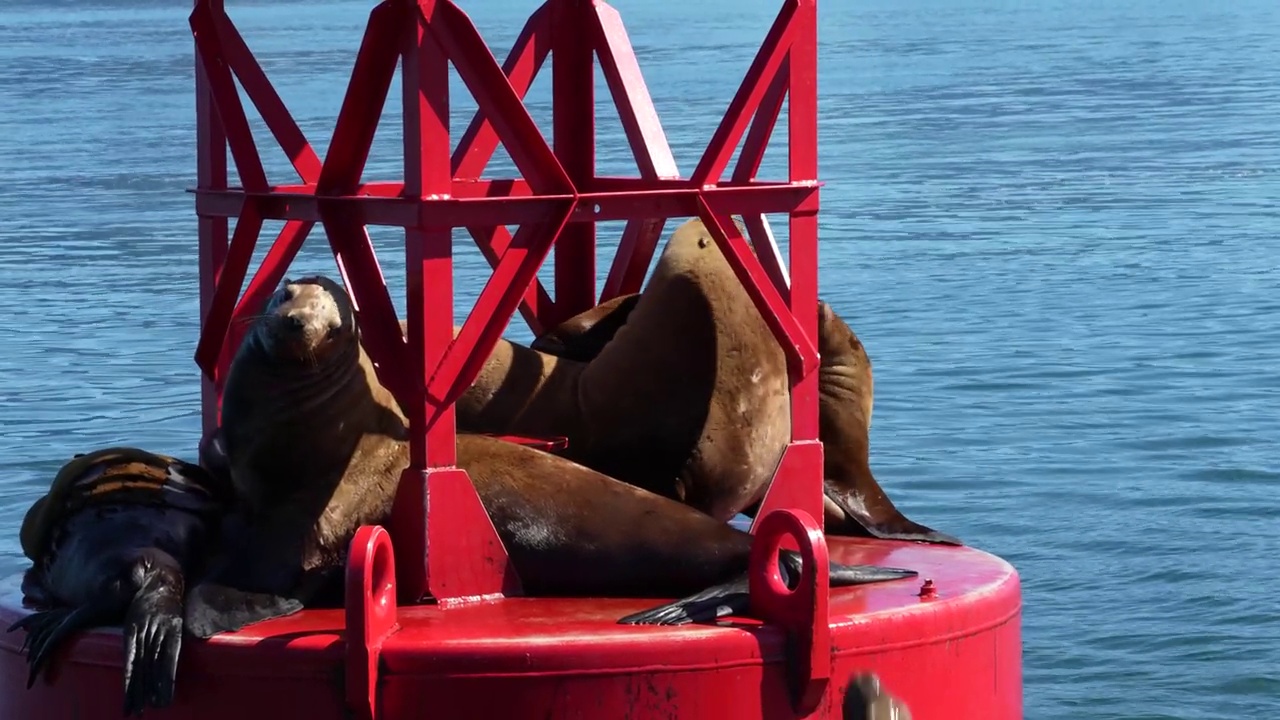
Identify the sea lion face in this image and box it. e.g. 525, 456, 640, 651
254, 276, 357, 364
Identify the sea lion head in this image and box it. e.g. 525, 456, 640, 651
253, 275, 357, 364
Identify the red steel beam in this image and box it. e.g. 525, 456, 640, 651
691, 0, 798, 186
190, 3, 269, 193
751, 0, 824, 536
550, 0, 596, 324
430, 1, 573, 196
451, 0, 555, 333
400, 0, 521, 603
193, 202, 264, 381
696, 201, 818, 380
785, 0, 820, 443
195, 0, 229, 433
314, 1, 410, 405
451, 1, 552, 180
590, 1, 679, 181
190, 0, 827, 603
426, 204, 575, 424
592, 0, 679, 302
214, 12, 322, 184
193, 183, 817, 225
600, 217, 666, 301
217, 220, 315, 388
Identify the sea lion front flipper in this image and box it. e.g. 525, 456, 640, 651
618, 552, 917, 626
617, 574, 748, 626
183, 581, 304, 639
530, 293, 640, 362
823, 486, 963, 546
7, 602, 112, 688
122, 573, 184, 717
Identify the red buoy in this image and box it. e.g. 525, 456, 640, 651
1, 0, 1023, 717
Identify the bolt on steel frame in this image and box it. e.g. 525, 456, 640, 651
191, 0, 823, 605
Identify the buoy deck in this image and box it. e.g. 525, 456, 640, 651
0, 538, 1021, 719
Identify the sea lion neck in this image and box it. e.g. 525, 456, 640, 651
455, 336, 587, 438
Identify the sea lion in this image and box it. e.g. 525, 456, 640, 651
457, 218, 792, 523
468, 218, 959, 544
9, 447, 233, 716
530, 293, 640, 362
185, 275, 917, 636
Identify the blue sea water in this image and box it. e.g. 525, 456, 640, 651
1, 0, 1278, 717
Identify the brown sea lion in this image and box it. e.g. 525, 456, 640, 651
184, 275, 917, 636
456, 218, 793, 523
529, 293, 640, 362
9, 447, 240, 716
468, 218, 956, 543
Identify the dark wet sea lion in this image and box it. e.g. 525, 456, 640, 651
186, 275, 917, 635
522, 222, 958, 545
10, 447, 232, 716
457, 217, 792, 522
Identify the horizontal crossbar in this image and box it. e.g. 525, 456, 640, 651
191, 182, 820, 227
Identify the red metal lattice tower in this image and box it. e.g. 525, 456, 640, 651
191, 0, 823, 605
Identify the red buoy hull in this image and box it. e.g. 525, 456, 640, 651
0, 537, 1020, 719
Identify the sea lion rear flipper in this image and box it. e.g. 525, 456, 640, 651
183, 581, 304, 639
824, 488, 963, 546
7, 602, 113, 689
122, 569, 184, 717
618, 552, 916, 626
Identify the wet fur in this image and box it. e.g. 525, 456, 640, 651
525, 223, 958, 545
457, 218, 792, 522
189, 275, 917, 635
11, 452, 226, 716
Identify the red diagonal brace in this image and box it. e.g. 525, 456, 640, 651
601, 217, 667, 301
732, 56, 790, 184
314, 1, 410, 404
691, 0, 797, 186
426, 202, 576, 427
193, 202, 264, 381
214, 220, 316, 387
451, 1, 552, 180
591, 1, 680, 181
696, 199, 818, 380
467, 225, 555, 333
428, 1, 574, 196
190, 3, 269, 193
214, 13, 322, 184
443, 0, 557, 332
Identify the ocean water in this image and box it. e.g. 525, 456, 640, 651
1, 0, 1278, 717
